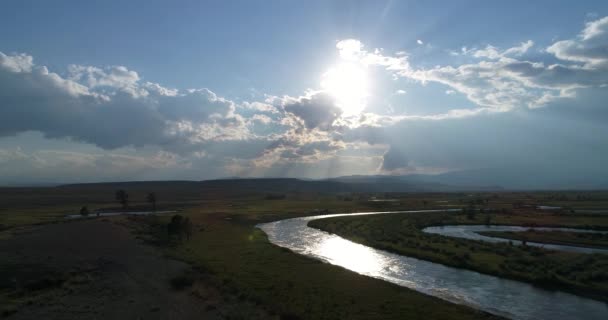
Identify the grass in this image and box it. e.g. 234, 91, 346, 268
123, 212, 500, 320
309, 210, 608, 302
4, 185, 608, 318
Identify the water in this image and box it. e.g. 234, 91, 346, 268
423, 225, 608, 254
257, 210, 608, 320
537, 206, 562, 210
65, 210, 177, 219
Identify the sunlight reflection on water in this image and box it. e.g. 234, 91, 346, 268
258, 210, 608, 320
314, 235, 387, 274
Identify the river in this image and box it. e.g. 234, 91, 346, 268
257, 210, 607, 320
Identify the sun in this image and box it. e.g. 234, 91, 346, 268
321, 62, 369, 115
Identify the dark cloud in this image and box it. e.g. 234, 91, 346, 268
381, 147, 409, 171
284, 92, 342, 130
0, 53, 247, 152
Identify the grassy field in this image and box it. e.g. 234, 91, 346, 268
3, 184, 608, 318
309, 210, 608, 302
0, 185, 507, 320
479, 230, 608, 249
120, 212, 499, 320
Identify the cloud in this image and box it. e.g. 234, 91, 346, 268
0, 147, 185, 183
0, 53, 256, 152
335, 39, 410, 71
472, 40, 534, 59
547, 16, 608, 67
381, 147, 410, 172
339, 16, 608, 114
68, 64, 144, 97
2, 15, 608, 185
283, 92, 342, 130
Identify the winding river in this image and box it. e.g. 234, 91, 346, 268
423, 225, 608, 254
257, 210, 608, 320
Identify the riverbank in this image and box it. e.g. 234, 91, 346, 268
309, 210, 608, 302
4, 185, 608, 319
124, 212, 501, 320
1, 212, 501, 320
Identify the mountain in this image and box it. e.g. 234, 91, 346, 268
49, 177, 497, 195
326, 175, 501, 192
332, 166, 608, 191
405, 167, 607, 190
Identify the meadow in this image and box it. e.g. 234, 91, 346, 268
1, 183, 503, 319
2, 183, 608, 318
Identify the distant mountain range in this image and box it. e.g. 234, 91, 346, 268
324, 175, 501, 192
51, 176, 498, 194
3, 166, 606, 191
329, 165, 608, 191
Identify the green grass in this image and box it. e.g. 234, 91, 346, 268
309, 211, 608, 302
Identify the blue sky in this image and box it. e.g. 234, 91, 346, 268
1, 1, 607, 188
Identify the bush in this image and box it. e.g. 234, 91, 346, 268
170, 272, 196, 290
265, 193, 286, 200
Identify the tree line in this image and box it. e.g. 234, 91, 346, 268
79, 189, 158, 216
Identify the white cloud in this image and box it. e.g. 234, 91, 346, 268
504, 40, 534, 56
0, 52, 257, 152
0, 52, 34, 73
2, 15, 608, 183
335, 39, 410, 72
0, 148, 185, 183
339, 16, 608, 113
547, 16, 608, 67
417, 39, 424, 45
472, 41, 534, 60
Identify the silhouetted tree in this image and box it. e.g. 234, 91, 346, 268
115, 190, 129, 209
167, 215, 195, 242
146, 192, 157, 211
183, 218, 193, 240
168, 215, 183, 241
80, 206, 90, 216
466, 205, 476, 220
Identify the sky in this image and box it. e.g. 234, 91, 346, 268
1, 0, 608, 188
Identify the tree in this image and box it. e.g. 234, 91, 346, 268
167, 215, 195, 242
80, 206, 90, 216
183, 218, 193, 240
466, 205, 476, 220
115, 190, 129, 209
146, 192, 157, 211
168, 215, 184, 241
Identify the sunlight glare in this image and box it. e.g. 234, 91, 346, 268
316, 235, 386, 274
321, 62, 369, 115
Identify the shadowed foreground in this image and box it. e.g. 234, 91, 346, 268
1, 219, 216, 319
